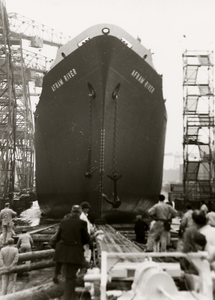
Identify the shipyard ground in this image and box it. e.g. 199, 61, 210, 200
0, 203, 195, 300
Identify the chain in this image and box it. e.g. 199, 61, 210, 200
88, 94, 92, 171
112, 83, 120, 177
85, 83, 96, 178
113, 92, 118, 176
99, 128, 105, 215
102, 83, 122, 208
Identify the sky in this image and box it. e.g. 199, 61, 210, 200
5, 0, 215, 169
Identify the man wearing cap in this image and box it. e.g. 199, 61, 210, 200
0, 238, 19, 295
0, 203, 17, 245
53, 205, 90, 300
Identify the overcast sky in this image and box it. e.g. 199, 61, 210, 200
6, 0, 215, 168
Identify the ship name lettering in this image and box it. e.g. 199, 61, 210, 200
131, 70, 145, 84
144, 81, 155, 93
51, 79, 64, 92
131, 70, 155, 94
51, 69, 77, 92
63, 68, 77, 81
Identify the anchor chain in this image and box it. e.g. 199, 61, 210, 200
103, 83, 122, 208
85, 82, 97, 178
112, 87, 118, 177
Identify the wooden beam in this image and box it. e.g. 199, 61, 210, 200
0, 282, 64, 300
15, 224, 59, 236
18, 249, 54, 262
29, 224, 59, 234
0, 260, 55, 276
31, 234, 53, 242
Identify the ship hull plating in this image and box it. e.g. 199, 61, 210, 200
35, 25, 167, 223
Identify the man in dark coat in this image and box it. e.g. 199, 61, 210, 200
134, 215, 149, 244
53, 205, 90, 300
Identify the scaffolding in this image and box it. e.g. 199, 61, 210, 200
183, 50, 215, 202
0, 0, 17, 197
0, 0, 71, 200
0, 1, 35, 197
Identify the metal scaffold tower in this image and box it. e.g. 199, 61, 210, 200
183, 49, 215, 203
0, 0, 35, 197
0, 0, 17, 198
0, 0, 71, 201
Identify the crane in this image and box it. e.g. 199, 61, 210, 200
0, 0, 70, 201
8, 12, 71, 48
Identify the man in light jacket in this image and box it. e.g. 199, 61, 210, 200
0, 238, 19, 295
0, 203, 17, 245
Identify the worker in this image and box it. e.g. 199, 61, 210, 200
181, 210, 202, 254
53, 205, 90, 300
179, 204, 195, 235
80, 202, 94, 235
146, 194, 177, 252
206, 210, 215, 227
80, 202, 95, 264
134, 215, 148, 244
17, 229, 34, 270
200, 200, 208, 215
193, 231, 207, 251
17, 229, 34, 253
198, 212, 215, 249
0, 238, 19, 295
181, 210, 215, 267
0, 203, 17, 245
193, 231, 215, 274
186, 230, 215, 273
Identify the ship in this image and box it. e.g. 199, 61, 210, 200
35, 24, 167, 223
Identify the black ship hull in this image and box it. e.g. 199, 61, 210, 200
35, 24, 167, 223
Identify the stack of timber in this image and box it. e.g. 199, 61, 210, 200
95, 224, 145, 265
111, 223, 137, 241
0, 249, 55, 277
0, 224, 63, 300
0, 249, 61, 300
94, 224, 179, 263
